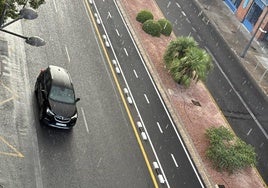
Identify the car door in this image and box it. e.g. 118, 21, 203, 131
37, 70, 48, 107
41, 71, 52, 107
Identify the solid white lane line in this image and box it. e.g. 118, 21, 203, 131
247, 128, 253, 136
65, 45, 70, 63
186, 18, 191, 23
144, 94, 150, 104
133, 69, 138, 78
157, 122, 163, 133
171, 154, 179, 167
188, 32, 191, 37
115, 29, 120, 36
167, 1, 171, 8
81, 107, 89, 133
52, 0, 57, 12
124, 47, 128, 56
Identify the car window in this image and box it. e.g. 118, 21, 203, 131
49, 85, 75, 104
44, 71, 51, 90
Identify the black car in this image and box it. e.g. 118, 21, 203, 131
34, 65, 80, 129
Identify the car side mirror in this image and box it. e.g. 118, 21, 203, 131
41, 89, 47, 96
75, 98, 80, 103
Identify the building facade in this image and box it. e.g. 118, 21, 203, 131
224, 0, 268, 42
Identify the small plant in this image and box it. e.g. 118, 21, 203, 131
164, 36, 198, 68
136, 10, 154, 23
142, 19, 161, 37
158, 19, 172, 36
163, 37, 213, 87
205, 126, 257, 173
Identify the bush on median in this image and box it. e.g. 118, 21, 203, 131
158, 18, 172, 36
142, 19, 161, 37
205, 126, 257, 173
136, 10, 154, 23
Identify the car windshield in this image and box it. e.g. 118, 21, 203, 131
49, 85, 75, 104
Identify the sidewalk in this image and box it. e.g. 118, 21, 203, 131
118, 0, 266, 187
196, 0, 268, 98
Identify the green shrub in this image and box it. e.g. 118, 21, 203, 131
158, 19, 172, 36
205, 126, 257, 173
164, 36, 198, 68
136, 10, 154, 23
142, 20, 161, 37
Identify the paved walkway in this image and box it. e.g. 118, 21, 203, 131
118, 0, 267, 187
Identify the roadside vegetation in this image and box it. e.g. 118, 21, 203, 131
142, 19, 161, 37
0, 0, 45, 21
164, 36, 213, 87
136, 10, 154, 23
205, 126, 257, 173
136, 10, 172, 37
157, 18, 172, 36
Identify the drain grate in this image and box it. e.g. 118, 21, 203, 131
191, 99, 201, 107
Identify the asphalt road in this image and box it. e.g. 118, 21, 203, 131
3, 0, 266, 187
16, 0, 154, 187
91, 0, 205, 187
18, 0, 208, 187
154, 0, 268, 183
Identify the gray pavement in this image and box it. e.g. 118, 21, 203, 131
0, 21, 36, 188
0, 1, 267, 187
196, 0, 268, 98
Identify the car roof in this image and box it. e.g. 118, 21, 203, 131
48, 65, 73, 89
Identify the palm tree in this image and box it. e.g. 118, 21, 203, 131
164, 37, 213, 87
164, 36, 198, 68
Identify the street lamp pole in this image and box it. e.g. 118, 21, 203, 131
0, 28, 28, 39
0, 28, 45, 46
240, 9, 268, 58
0, 4, 45, 47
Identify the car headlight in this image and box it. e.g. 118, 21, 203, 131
46, 108, 54, 116
71, 113, 78, 119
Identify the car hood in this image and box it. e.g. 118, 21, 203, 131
49, 99, 77, 117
